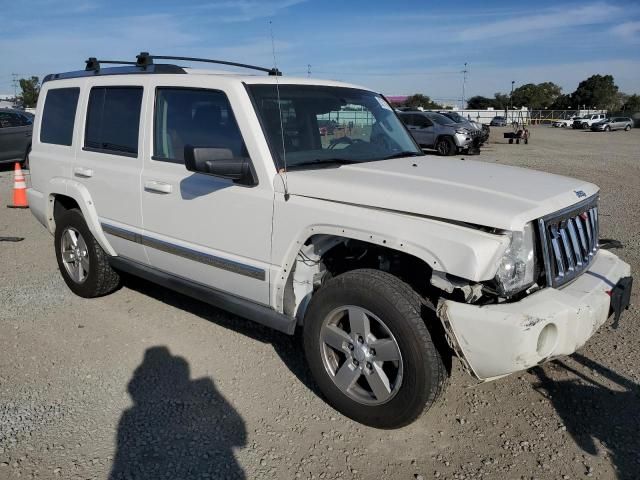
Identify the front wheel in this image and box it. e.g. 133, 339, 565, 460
55, 209, 121, 298
435, 137, 455, 156
303, 269, 449, 428
605, 125, 611, 132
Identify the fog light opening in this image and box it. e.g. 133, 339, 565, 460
536, 323, 558, 357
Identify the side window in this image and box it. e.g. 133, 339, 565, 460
398, 114, 412, 126
85, 86, 143, 156
40, 87, 80, 145
0, 112, 21, 128
417, 116, 433, 128
154, 88, 247, 164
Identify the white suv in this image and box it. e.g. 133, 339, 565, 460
28, 54, 633, 428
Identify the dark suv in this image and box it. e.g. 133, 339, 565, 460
0, 108, 33, 166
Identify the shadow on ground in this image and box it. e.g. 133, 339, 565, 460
121, 275, 319, 394
109, 346, 247, 480
532, 353, 640, 480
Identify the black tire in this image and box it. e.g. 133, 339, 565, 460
582, 123, 589, 129
435, 136, 455, 156
605, 125, 611, 132
625, 125, 631, 131
303, 269, 449, 429
54, 208, 120, 298
508, 138, 513, 144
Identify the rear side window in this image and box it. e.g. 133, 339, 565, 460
40, 88, 80, 145
153, 88, 247, 164
85, 87, 143, 157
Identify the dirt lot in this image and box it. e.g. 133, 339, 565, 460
1, 126, 638, 480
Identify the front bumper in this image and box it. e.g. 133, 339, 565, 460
437, 249, 632, 380
453, 132, 473, 148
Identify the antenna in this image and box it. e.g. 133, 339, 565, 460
461, 62, 468, 109
270, 20, 289, 201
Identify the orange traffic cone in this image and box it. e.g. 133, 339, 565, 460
7, 162, 29, 209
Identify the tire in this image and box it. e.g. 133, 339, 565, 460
23, 146, 30, 170
605, 126, 611, 132
582, 123, 589, 129
435, 136, 455, 156
54, 208, 120, 298
625, 125, 631, 131
303, 269, 449, 429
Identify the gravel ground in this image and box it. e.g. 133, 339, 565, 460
0, 126, 638, 480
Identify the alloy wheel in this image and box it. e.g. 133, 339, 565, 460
319, 305, 403, 405
60, 227, 90, 283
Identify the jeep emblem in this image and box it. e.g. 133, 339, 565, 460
574, 190, 587, 198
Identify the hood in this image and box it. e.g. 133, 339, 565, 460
279, 157, 598, 231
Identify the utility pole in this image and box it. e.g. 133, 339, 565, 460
510, 80, 515, 122
11, 73, 21, 100
307, 64, 311, 78
461, 62, 468, 110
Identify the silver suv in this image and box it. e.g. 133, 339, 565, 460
0, 108, 33, 166
399, 111, 473, 155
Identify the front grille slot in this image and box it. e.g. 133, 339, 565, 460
538, 197, 599, 288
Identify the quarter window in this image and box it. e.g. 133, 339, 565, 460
85, 87, 143, 156
40, 88, 80, 145
154, 88, 247, 164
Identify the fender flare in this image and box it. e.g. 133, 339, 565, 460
46, 177, 116, 256
271, 224, 446, 314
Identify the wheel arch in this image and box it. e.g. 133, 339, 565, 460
46, 178, 116, 256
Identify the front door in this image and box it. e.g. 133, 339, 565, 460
140, 86, 273, 305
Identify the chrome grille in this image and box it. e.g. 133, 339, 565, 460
538, 196, 599, 288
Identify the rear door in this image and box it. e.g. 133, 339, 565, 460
74, 82, 146, 262
413, 115, 435, 146
140, 85, 273, 305
0, 111, 31, 161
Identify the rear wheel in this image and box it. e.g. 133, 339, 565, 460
303, 269, 449, 428
625, 125, 631, 131
435, 137, 455, 156
54, 209, 120, 298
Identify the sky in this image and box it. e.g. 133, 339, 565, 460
1, 0, 639, 105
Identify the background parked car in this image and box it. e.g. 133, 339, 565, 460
591, 117, 633, 132
399, 111, 473, 155
0, 108, 33, 167
490, 116, 507, 126
437, 111, 488, 145
552, 115, 579, 128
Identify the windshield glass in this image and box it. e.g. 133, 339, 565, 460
248, 85, 422, 169
442, 112, 464, 122
426, 112, 456, 125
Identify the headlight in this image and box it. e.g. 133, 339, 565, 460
455, 128, 469, 134
494, 222, 536, 296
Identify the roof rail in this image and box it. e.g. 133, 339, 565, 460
85, 57, 137, 72
135, 52, 282, 76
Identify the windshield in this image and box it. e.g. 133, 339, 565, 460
426, 112, 456, 125
248, 85, 422, 169
442, 112, 464, 123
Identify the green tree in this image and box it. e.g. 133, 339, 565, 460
467, 95, 496, 109
550, 94, 572, 109
493, 93, 510, 110
402, 94, 442, 110
571, 74, 619, 110
18, 76, 40, 108
623, 94, 640, 112
511, 82, 562, 109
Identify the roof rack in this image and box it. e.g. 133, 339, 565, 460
85, 57, 137, 72
135, 52, 282, 76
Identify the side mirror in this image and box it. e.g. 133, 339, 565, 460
184, 146, 253, 184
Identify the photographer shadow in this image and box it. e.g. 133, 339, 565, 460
532, 353, 640, 480
109, 346, 246, 480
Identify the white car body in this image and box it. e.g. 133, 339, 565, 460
552, 116, 579, 128
28, 66, 631, 382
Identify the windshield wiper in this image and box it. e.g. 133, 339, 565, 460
382, 151, 423, 160
287, 158, 361, 169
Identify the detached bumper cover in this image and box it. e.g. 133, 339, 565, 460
438, 249, 631, 380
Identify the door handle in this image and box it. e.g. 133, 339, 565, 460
144, 180, 173, 194
73, 167, 94, 178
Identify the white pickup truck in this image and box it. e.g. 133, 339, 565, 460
27, 53, 633, 428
